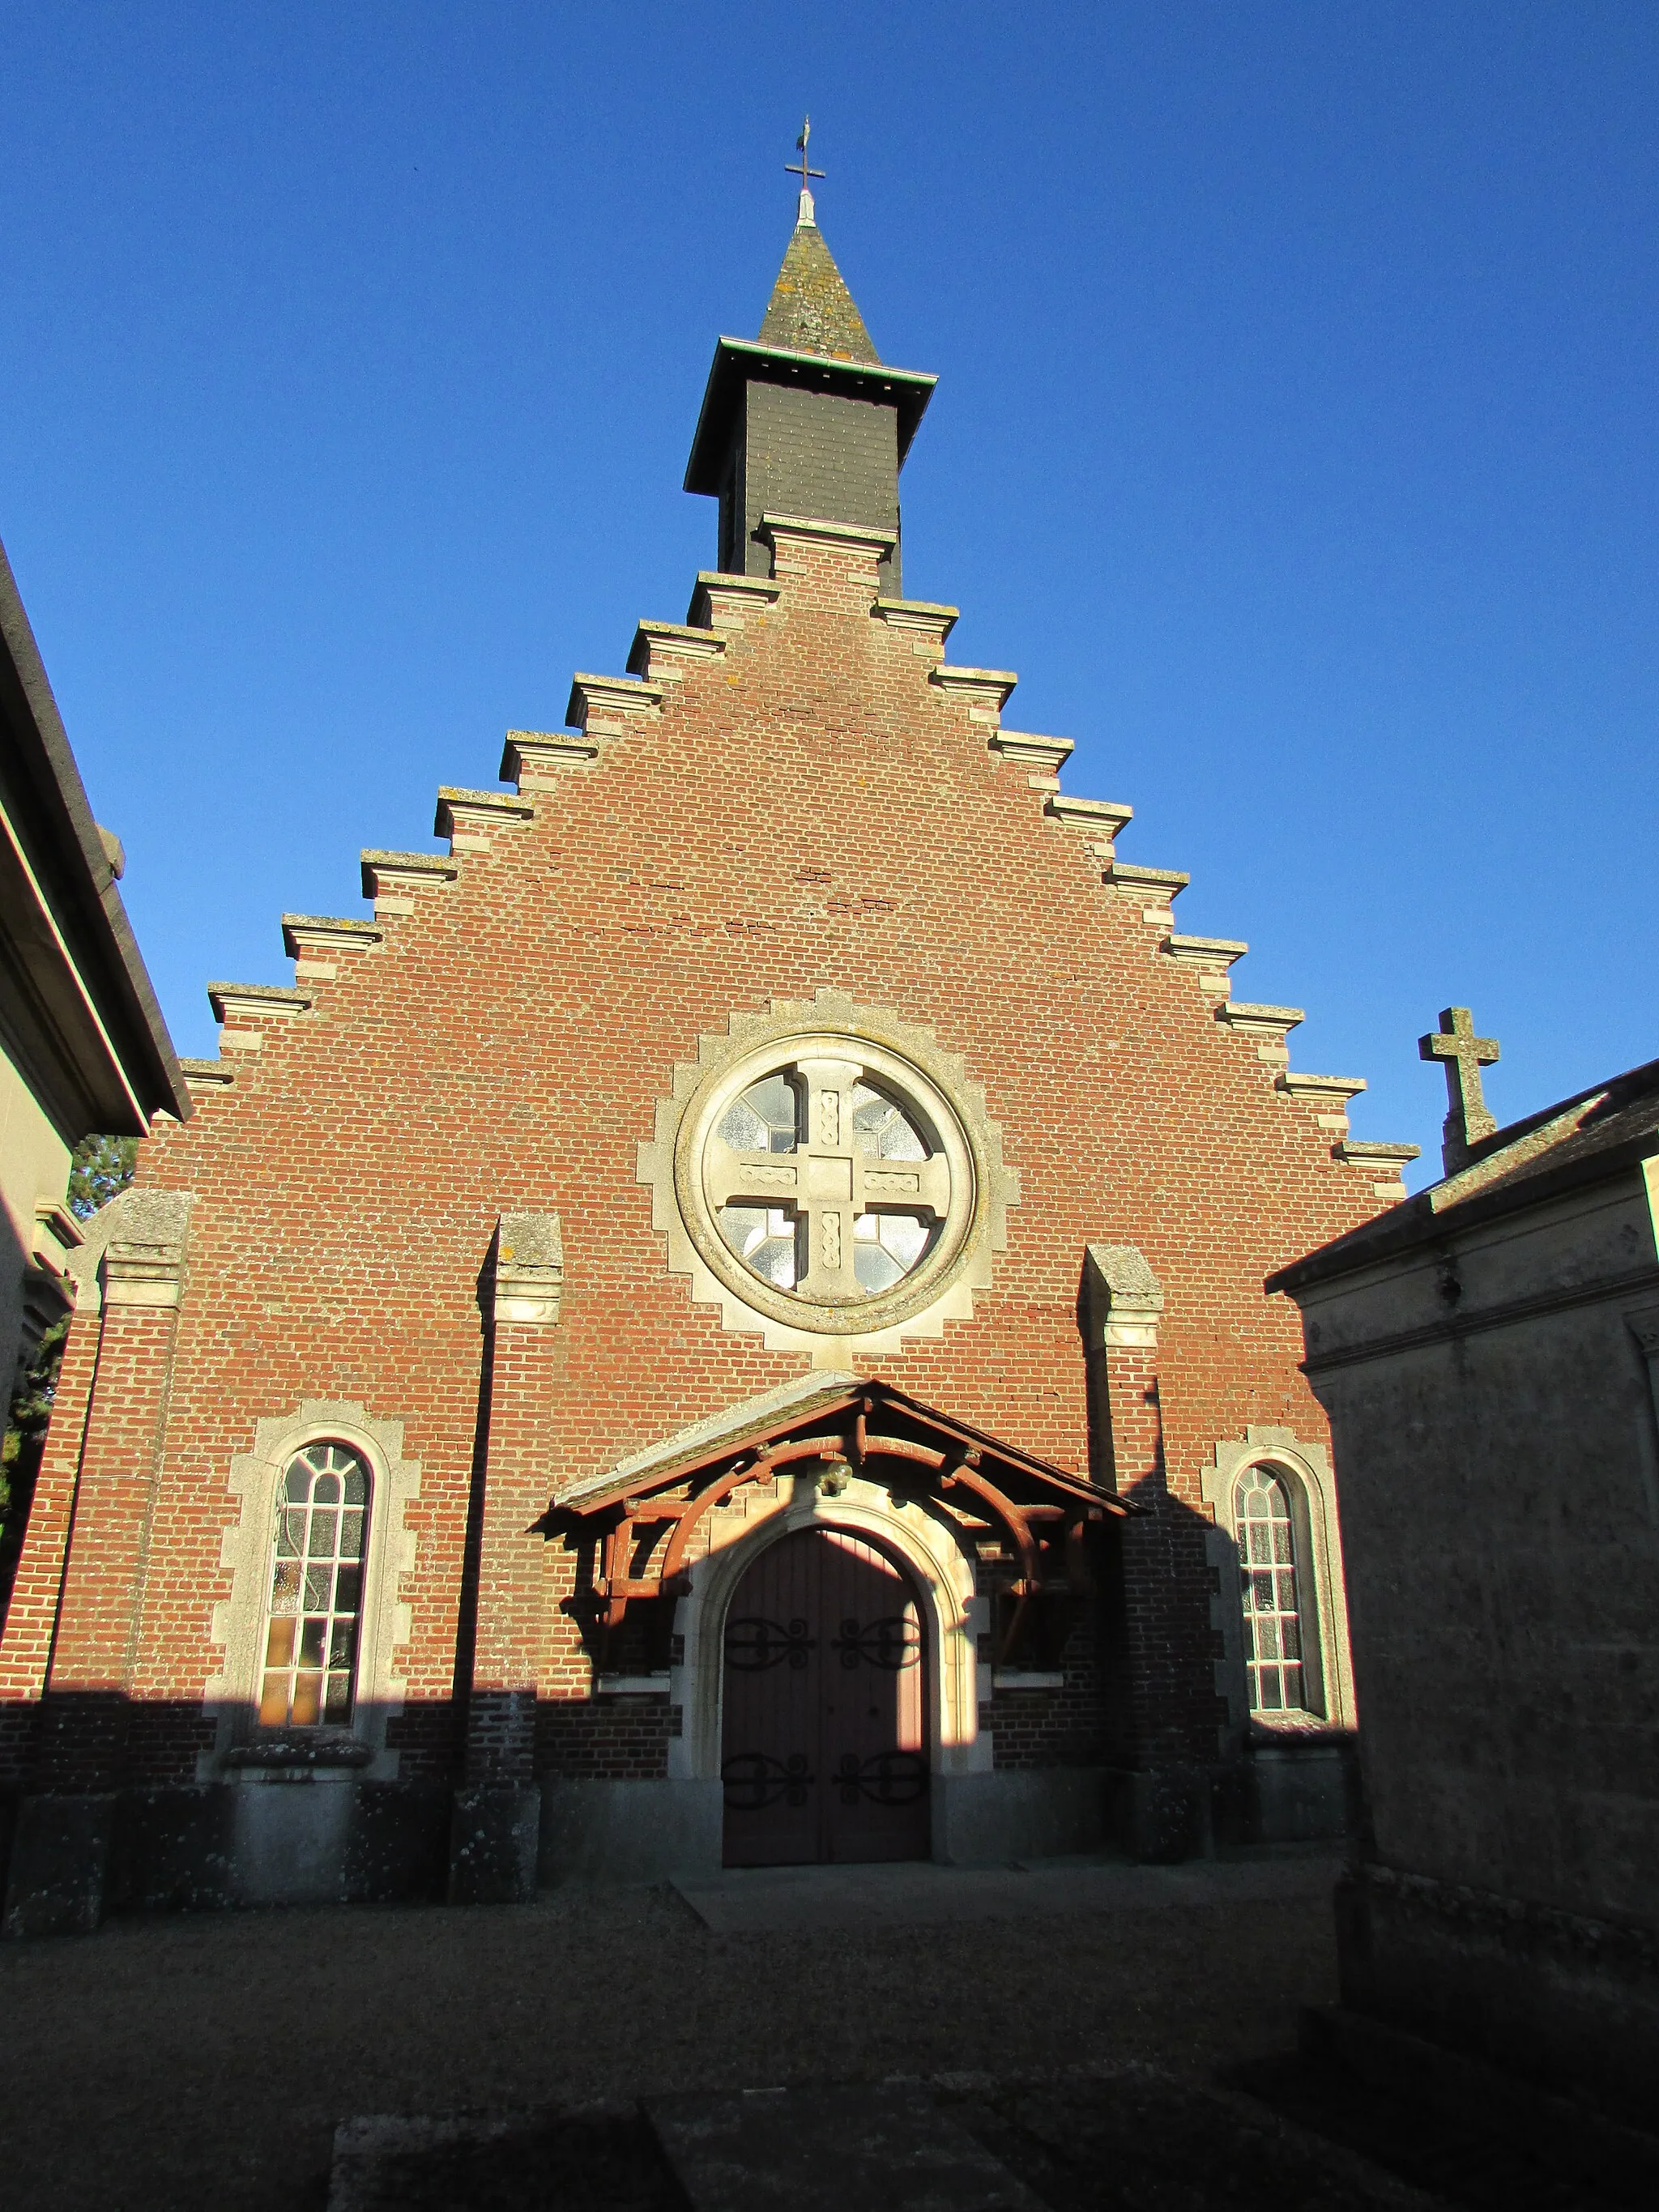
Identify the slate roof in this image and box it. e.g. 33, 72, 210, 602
0, 533, 190, 1132
560, 1374, 1128, 1519
757, 211, 881, 364
683, 211, 936, 497
1268, 1054, 1659, 1294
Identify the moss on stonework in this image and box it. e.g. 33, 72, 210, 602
758, 220, 881, 364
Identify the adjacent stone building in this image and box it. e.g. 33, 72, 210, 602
0, 193, 1417, 1932
1270, 1018, 1659, 2126
0, 536, 190, 1394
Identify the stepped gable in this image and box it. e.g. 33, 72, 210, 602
165, 506, 1415, 1353
0, 179, 1421, 1928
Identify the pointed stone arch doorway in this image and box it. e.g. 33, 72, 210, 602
719, 1524, 931, 1866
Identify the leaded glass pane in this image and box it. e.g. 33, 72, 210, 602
1234, 1464, 1306, 1714
851, 1083, 928, 1161
851, 1209, 931, 1291
719, 1075, 800, 1155
717, 1203, 801, 1289
258, 1443, 372, 1729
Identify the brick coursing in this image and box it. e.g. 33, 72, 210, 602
0, 522, 1391, 1821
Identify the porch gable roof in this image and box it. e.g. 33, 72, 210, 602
560, 1375, 1132, 1521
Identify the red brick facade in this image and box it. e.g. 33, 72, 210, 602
0, 215, 1403, 1925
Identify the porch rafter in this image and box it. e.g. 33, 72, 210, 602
548, 1378, 1137, 1662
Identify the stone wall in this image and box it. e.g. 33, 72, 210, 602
1290, 1153, 1659, 2116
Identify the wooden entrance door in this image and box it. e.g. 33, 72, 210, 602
720, 1527, 930, 1867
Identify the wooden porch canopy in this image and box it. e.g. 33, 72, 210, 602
553, 1375, 1137, 1664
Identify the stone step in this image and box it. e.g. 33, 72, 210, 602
643, 2083, 1041, 2212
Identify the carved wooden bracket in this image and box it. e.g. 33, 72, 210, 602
551, 1377, 1136, 1665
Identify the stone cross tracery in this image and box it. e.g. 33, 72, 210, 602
704, 1055, 949, 1302
1419, 1006, 1501, 1174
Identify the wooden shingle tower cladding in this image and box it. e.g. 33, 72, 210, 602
0, 199, 1414, 1930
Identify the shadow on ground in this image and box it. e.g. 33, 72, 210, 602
1, 1871, 1338, 2210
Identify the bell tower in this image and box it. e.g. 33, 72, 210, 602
684, 178, 936, 596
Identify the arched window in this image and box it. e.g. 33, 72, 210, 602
1235, 1464, 1306, 1713
258, 1442, 370, 1727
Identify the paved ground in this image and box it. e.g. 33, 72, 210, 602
0, 1856, 1347, 2212
672, 1850, 1340, 1934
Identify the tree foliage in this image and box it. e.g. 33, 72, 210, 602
68, 1133, 138, 1221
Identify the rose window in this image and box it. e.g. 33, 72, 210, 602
712, 1072, 940, 1298
644, 996, 1017, 1348
684, 1039, 973, 1330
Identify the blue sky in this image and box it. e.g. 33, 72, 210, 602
2, 3, 1654, 1181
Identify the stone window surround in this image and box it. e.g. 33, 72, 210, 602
1201, 1426, 1355, 1742
664, 1472, 991, 1788
639, 989, 1019, 1366
686, 1038, 972, 1328
203, 1400, 420, 1784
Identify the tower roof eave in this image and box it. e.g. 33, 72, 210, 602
683, 337, 938, 496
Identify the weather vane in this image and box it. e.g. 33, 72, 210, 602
786, 116, 825, 199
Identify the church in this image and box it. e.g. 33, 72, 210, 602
0, 183, 1420, 1931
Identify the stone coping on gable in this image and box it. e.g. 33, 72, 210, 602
626, 620, 727, 679
281, 914, 386, 957
872, 596, 959, 624
207, 982, 314, 1022
1104, 860, 1188, 900
932, 663, 1018, 688
501, 731, 601, 783
358, 849, 459, 875
360, 851, 461, 915
931, 666, 1018, 722
687, 572, 783, 628
990, 731, 1074, 778
1277, 1072, 1367, 1102
287, 915, 391, 942
434, 786, 535, 814
567, 673, 664, 731
872, 599, 957, 655
1218, 1002, 1305, 1034
1046, 794, 1133, 835
435, 789, 535, 848
1165, 933, 1248, 962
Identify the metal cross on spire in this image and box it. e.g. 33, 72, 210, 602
786, 115, 825, 218
1419, 1006, 1501, 1175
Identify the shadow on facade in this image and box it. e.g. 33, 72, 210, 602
1101, 1470, 1361, 1862
0, 1695, 462, 1933
0, 1492, 1358, 1935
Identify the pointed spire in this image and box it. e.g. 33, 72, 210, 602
757, 209, 881, 365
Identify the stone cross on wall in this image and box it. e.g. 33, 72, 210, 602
1419, 1006, 1501, 1176
706, 1056, 948, 1302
